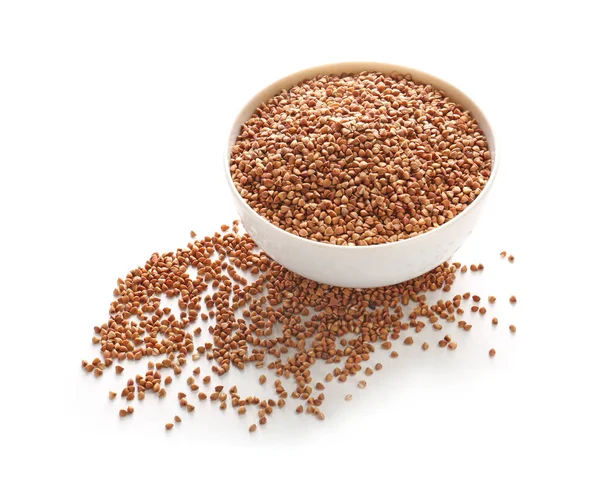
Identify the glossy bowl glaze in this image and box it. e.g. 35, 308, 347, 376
225, 62, 498, 288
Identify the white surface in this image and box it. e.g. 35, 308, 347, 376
1, 1, 599, 478
227, 62, 499, 288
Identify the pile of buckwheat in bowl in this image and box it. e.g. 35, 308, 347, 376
82, 65, 510, 434
230, 70, 492, 246
225, 64, 497, 288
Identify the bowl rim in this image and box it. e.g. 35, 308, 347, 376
224, 61, 499, 251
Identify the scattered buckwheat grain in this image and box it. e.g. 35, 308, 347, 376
83, 219, 519, 435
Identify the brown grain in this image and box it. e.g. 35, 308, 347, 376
83, 218, 513, 433
230, 72, 491, 246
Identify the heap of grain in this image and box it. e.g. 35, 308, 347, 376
82, 223, 517, 432
230, 72, 491, 245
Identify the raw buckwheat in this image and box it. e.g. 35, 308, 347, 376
230, 72, 491, 245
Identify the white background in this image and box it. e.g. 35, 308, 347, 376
1, 1, 599, 478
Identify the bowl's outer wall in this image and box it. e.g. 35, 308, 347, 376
225, 62, 497, 288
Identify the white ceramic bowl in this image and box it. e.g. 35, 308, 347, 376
225, 62, 498, 288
